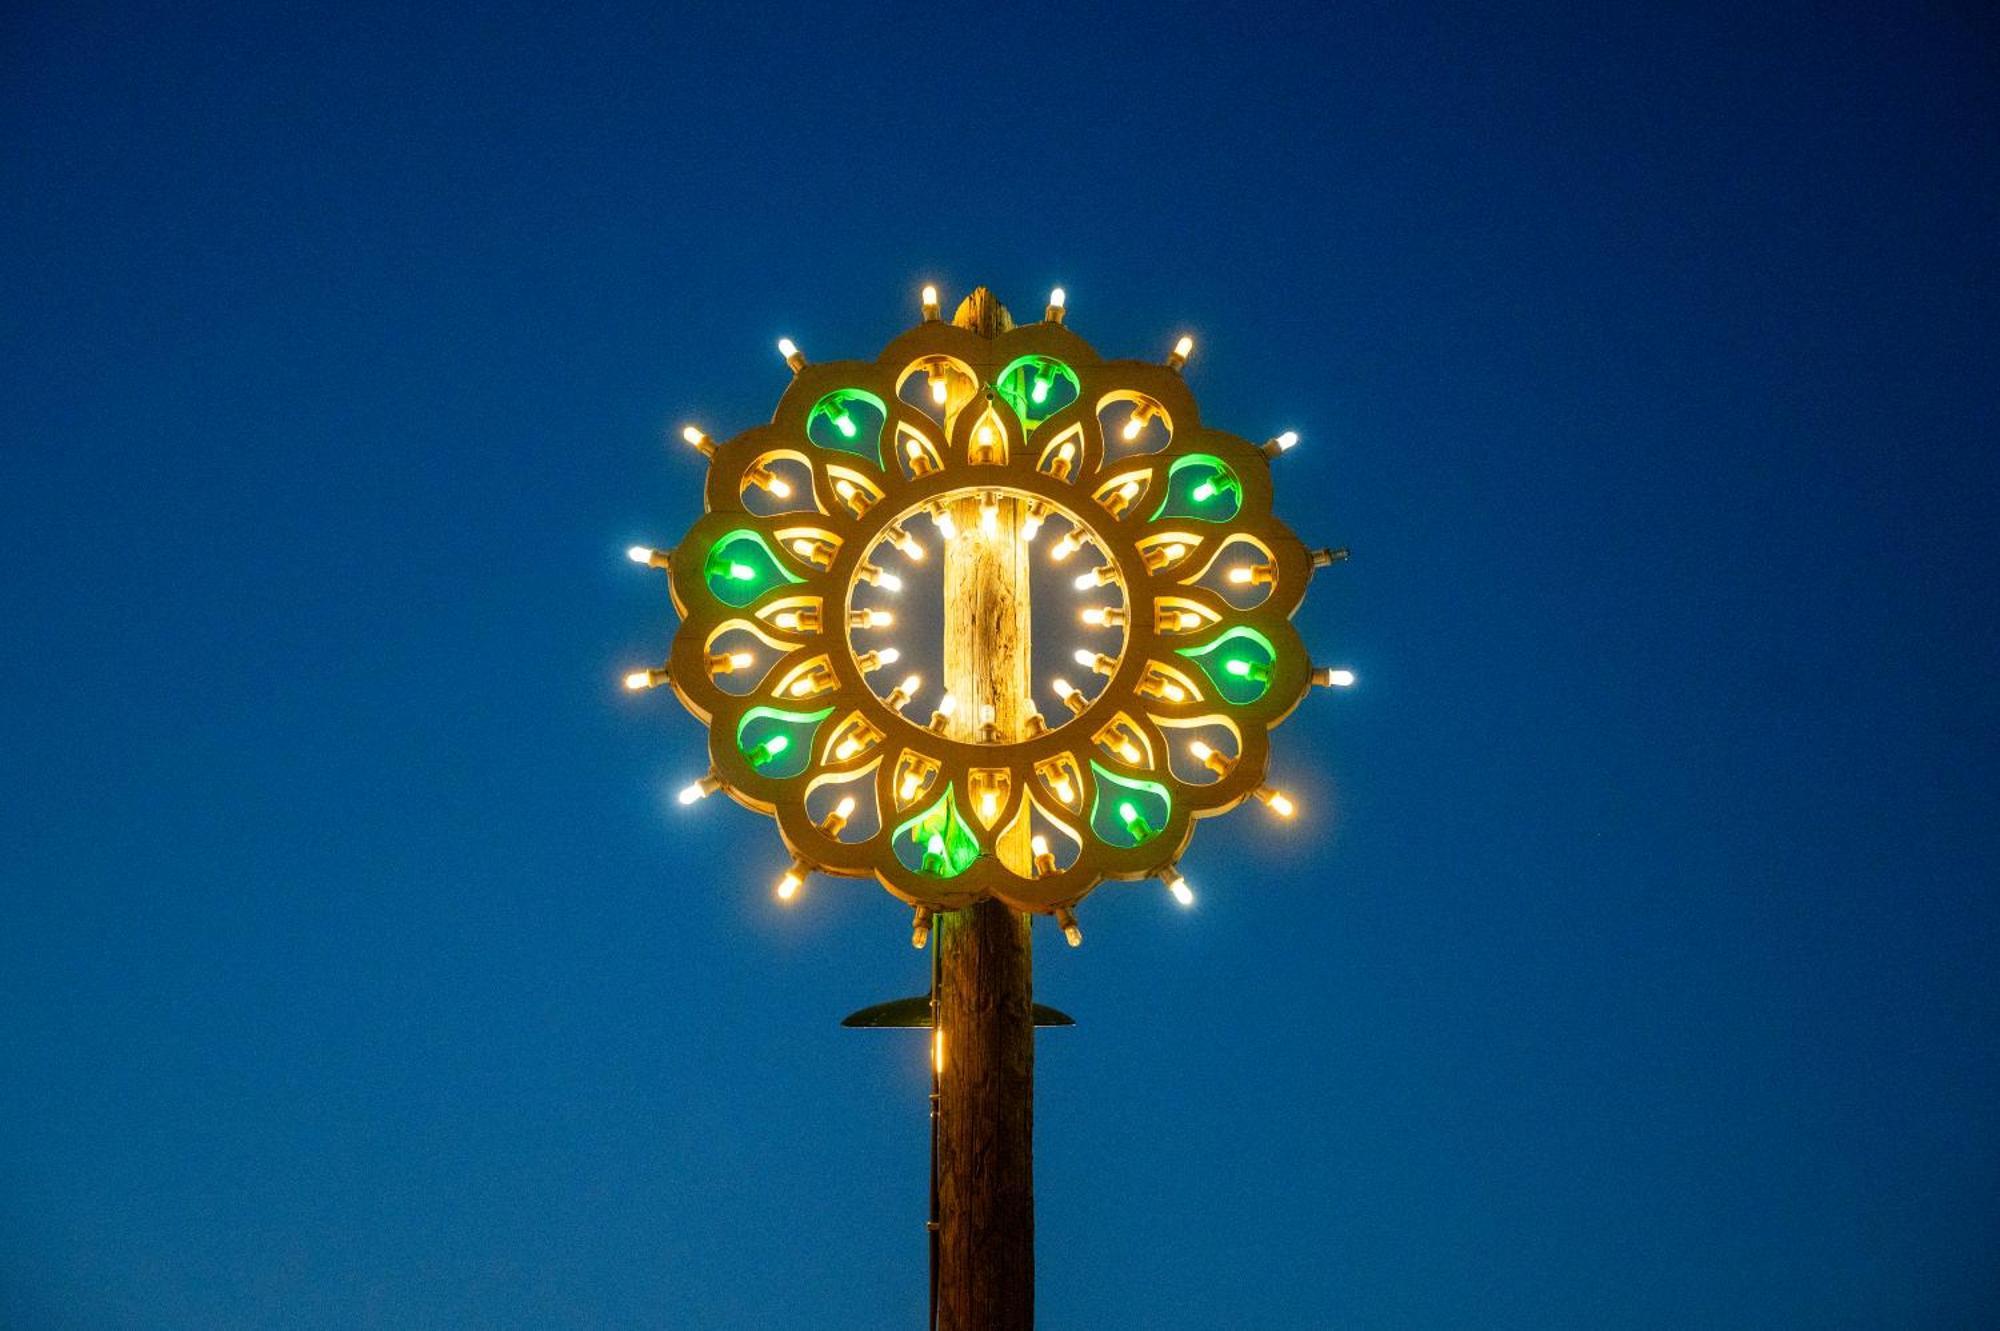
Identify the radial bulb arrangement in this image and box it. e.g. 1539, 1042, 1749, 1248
622, 281, 1353, 936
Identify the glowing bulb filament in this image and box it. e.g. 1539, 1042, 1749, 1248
776, 865, 804, 900
1255, 787, 1297, 818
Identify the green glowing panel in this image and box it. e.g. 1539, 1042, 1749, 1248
734, 705, 833, 780
807, 389, 888, 462
1088, 763, 1172, 847
1177, 626, 1277, 705
994, 356, 1080, 427
704, 529, 802, 607
1150, 454, 1242, 522
891, 786, 982, 878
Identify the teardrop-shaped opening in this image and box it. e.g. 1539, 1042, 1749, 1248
996, 356, 1080, 430
807, 767, 882, 843
896, 356, 977, 427
1022, 798, 1082, 873
1176, 626, 1279, 705
891, 786, 983, 879
1091, 467, 1154, 522
1097, 392, 1172, 455
1088, 763, 1172, 848
1158, 717, 1243, 786
734, 705, 834, 779
703, 530, 804, 607
894, 420, 946, 481
737, 451, 817, 517
807, 389, 888, 462
1188, 535, 1279, 609
1150, 454, 1242, 523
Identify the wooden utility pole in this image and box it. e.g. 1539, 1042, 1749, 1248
932, 289, 1036, 1330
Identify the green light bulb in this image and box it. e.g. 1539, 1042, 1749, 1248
1116, 799, 1153, 843
1030, 374, 1051, 405
727, 561, 755, 581
1224, 658, 1271, 683
1192, 480, 1216, 502
748, 733, 790, 767
833, 411, 857, 438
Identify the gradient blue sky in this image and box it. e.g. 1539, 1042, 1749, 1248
3, 3, 1996, 1327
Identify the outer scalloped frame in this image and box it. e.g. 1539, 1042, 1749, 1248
663, 316, 1320, 913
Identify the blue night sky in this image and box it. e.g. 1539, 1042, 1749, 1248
3, 3, 1995, 1327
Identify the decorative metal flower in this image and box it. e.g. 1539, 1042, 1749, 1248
626, 287, 1349, 937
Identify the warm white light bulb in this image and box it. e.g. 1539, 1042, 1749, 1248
791, 539, 815, 557
1073, 571, 1099, 590
623, 671, 653, 691
1115, 740, 1141, 763
1326, 669, 1356, 687
681, 426, 707, 448
776, 338, 798, 359
937, 693, 958, 717
790, 678, 816, 696
980, 502, 997, 535
1121, 416, 1144, 441
766, 476, 793, 498
930, 375, 949, 405
897, 673, 921, 696
1163, 543, 1186, 561
979, 790, 998, 820
1030, 833, 1051, 857
677, 780, 710, 805
1117, 480, 1139, 500
1050, 533, 1078, 561
834, 737, 860, 760
1189, 739, 1213, 760
900, 772, 922, 800
921, 284, 938, 308
976, 423, 994, 446
1160, 682, 1187, 702
1228, 566, 1254, 585
1051, 677, 1074, 699
776, 869, 802, 900
1020, 512, 1043, 542
868, 610, 893, 627
1081, 607, 1105, 625
1275, 430, 1299, 451
727, 651, 753, 669
626, 545, 652, 563
1072, 648, 1097, 668
1270, 792, 1296, 817
933, 510, 957, 540
879, 571, 903, 592
834, 795, 857, 819
1048, 287, 1065, 311
1168, 874, 1195, 907
1174, 335, 1194, 359
774, 611, 800, 630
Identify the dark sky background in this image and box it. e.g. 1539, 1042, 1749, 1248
3, 3, 1996, 1327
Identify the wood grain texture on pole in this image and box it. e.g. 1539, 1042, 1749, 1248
934, 289, 1035, 1331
